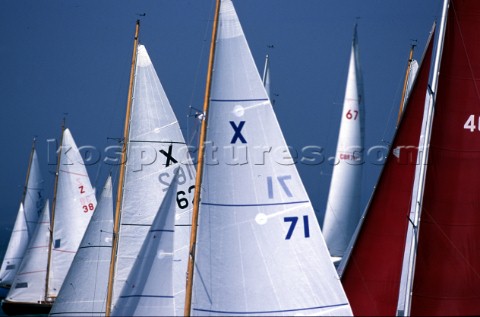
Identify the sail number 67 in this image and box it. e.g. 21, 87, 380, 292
346, 109, 359, 120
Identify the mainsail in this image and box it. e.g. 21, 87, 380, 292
322, 25, 365, 262
186, 1, 352, 316
48, 128, 97, 298
0, 143, 44, 291
49, 176, 113, 316
339, 24, 435, 316
410, 0, 480, 314
105, 22, 195, 316
3, 201, 50, 313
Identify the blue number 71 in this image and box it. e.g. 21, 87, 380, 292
284, 215, 310, 240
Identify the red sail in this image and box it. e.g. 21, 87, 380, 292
341, 29, 435, 315
411, 1, 480, 315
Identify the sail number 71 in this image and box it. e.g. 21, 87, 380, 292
284, 215, 310, 240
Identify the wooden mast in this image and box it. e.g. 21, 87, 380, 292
44, 118, 65, 302
105, 19, 140, 317
397, 43, 416, 125
184, 0, 221, 315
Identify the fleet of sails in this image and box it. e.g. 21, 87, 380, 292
1, 0, 479, 316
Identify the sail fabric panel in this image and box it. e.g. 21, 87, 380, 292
0, 204, 28, 287
49, 176, 113, 316
322, 29, 365, 258
411, 1, 480, 314
341, 28, 434, 316
0, 148, 44, 287
6, 201, 50, 303
191, 1, 352, 316
112, 168, 181, 316
24, 149, 45, 237
49, 128, 97, 297
112, 44, 195, 311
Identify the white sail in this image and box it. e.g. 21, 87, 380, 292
0, 147, 44, 289
112, 167, 183, 316
0, 204, 28, 289
111, 44, 195, 312
48, 128, 97, 298
24, 149, 45, 237
322, 25, 365, 261
190, 1, 352, 316
5, 200, 50, 303
49, 176, 113, 316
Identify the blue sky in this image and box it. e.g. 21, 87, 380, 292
0, 0, 442, 248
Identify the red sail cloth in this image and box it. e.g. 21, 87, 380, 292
411, 1, 480, 315
341, 26, 435, 316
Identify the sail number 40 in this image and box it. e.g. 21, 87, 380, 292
464, 114, 480, 132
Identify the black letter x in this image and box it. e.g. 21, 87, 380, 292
159, 144, 178, 167
230, 121, 247, 144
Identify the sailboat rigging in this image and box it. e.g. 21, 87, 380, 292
2, 125, 97, 315
104, 20, 195, 316
342, 0, 480, 315
339, 22, 436, 315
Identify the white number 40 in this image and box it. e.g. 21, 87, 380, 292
464, 114, 480, 132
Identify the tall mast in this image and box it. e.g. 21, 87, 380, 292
262, 54, 269, 86
184, 0, 221, 315
399, 1, 449, 315
397, 43, 416, 126
21, 138, 37, 206
105, 19, 140, 317
45, 118, 66, 302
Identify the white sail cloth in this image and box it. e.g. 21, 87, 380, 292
49, 176, 114, 316
48, 128, 97, 298
6, 201, 50, 303
322, 27, 365, 259
110, 44, 195, 316
0, 148, 44, 288
190, 1, 352, 316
